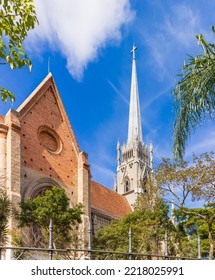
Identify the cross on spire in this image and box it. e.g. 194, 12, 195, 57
131, 45, 138, 59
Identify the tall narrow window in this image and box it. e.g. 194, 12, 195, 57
125, 178, 130, 192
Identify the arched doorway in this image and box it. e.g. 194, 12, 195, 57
23, 178, 61, 247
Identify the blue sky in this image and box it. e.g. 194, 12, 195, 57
1, 0, 215, 190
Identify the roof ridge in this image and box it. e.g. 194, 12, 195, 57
17, 73, 53, 113
91, 180, 132, 218
91, 180, 124, 197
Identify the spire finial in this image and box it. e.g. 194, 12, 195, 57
131, 45, 138, 59
117, 139, 121, 166
48, 56, 51, 74
117, 138, 120, 149
149, 142, 153, 170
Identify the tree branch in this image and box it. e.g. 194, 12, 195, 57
0, 13, 19, 18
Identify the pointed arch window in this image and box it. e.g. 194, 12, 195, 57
124, 177, 130, 193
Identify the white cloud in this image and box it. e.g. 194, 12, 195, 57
141, 3, 210, 81
163, 4, 199, 47
107, 79, 129, 105
27, 0, 134, 80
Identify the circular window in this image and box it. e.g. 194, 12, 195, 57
38, 126, 62, 154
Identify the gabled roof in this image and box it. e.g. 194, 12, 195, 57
17, 73, 54, 115
16, 72, 80, 157
91, 180, 132, 219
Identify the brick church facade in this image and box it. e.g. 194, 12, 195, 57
0, 47, 153, 258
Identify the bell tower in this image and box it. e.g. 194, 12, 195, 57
115, 46, 153, 208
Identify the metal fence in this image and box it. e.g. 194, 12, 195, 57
0, 245, 202, 260
0, 222, 204, 260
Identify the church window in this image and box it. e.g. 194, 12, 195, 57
125, 178, 130, 192
96, 215, 110, 229
32, 185, 53, 198
38, 125, 62, 154
24, 179, 62, 247
29, 185, 53, 247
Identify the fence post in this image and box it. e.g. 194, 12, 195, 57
0, 245, 1, 260
128, 227, 132, 260
49, 218, 53, 260
0, 227, 1, 260
198, 235, 201, 260
88, 222, 92, 260
164, 230, 168, 259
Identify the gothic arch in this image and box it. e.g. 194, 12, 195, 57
23, 177, 61, 200
22, 177, 61, 247
124, 176, 131, 193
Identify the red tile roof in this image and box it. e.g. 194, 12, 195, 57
91, 180, 132, 219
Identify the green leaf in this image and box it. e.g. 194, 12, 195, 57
0, 86, 15, 102
172, 26, 215, 161
0, 0, 38, 103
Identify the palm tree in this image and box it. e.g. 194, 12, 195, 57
0, 190, 11, 246
172, 26, 215, 161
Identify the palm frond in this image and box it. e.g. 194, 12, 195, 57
172, 26, 215, 161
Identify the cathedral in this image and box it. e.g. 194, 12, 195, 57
0, 47, 153, 258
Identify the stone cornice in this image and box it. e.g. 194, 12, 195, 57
10, 122, 21, 133
0, 123, 9, 138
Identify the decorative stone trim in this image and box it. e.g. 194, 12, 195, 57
37, 125, 62, 154
24, 177, 61, 199
10, 122, 21, 133
0, 123, 8, 138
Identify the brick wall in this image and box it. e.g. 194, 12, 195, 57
18, 78, 81, 205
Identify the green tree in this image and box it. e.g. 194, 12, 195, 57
0, 0, 38, 102
156, 152, 215, 258
171, 221, 198, 259
156, 152, 215, 207
172, 26, 215, 161
0, 190, 11, 246
15, 187, 83, 250
176, 203, 215, 260
93, 196, 173, 260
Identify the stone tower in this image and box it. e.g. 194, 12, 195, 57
115, 46, 153, 208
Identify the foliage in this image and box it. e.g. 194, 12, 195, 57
169, 222, 198, 258
156, 152, 215, 207
93, 176, 204, 260
156, 151, 215, 258
0, 0, 38, 102
0, 190, 11, 246
93, 197, 173, 259
134, 178, 159, 210
172, 26, 215, 161
176, 203, 215, 259
15, 187, 83, 250
191, 152, 215, 202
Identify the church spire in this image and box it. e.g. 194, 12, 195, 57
115, 46, 153, 207
127, 45, 143, 144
